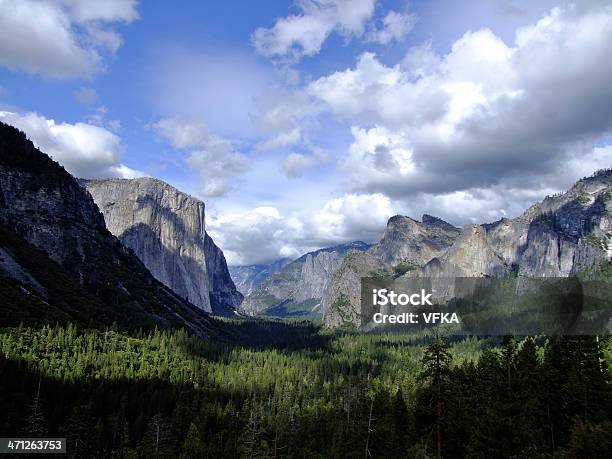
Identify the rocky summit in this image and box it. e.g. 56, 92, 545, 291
324, 170, 612, 327
82, 178, 243, 315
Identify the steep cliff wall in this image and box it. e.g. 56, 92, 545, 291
324, 171, 612, 327
0, 122, 215, 334
240, 241, 370, 317
82, 178, 242, 315
229, 259, 291, 296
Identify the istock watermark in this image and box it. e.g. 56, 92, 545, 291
360, 276, 612, 335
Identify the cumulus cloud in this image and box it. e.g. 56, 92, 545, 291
256, 127, 301, 152
251, 88, 329, 176
253, 88, 320, 152
207, 206, 303, 266
281, 147, 328, 178
310, 192, 394, 243
305, 1, 612, 222
208, 193, 394, 265
0, 0, 138, 78
281, 152, 316, 178
307, 51, 449, 128
254, 88, 319, 134
152, 117, 250, 197
366, 10, 416, 45
0, 111, 143, 178
152, 118, 214, 150
186, 150, 250, 197
252, 0, 376, 63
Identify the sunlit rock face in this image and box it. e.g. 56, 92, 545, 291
0, 122, 215, 334
239, 241, 370, 318
82, 178, 242, 315
323, 170, 612, 327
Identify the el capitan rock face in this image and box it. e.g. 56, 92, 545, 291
323, 171, 612, 327
82, 178, 242, 315
0, 122, 216, 334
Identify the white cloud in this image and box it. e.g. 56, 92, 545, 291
311, 192, 393, 242
307, 51, 449, 128
186, 150, 250, 197
256, 127, 301, 152
109, 163, 145, 179
252, 0, 376, 62
152, 118, 213, 150
208, 192, 394, 265
281, 146, 328, 178
281, 152, 316, 177
254, 88, 319, 134
0, 0, 138, 78
252, 89, 320, 152
367, 10, 416, 45
0, 111, 143, 178
341, 125, 416, 191
208, 206, 303, 265
152, 117, 251, 197
304, 1, 612, 223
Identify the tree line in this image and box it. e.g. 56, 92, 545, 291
0, 322, 610, 458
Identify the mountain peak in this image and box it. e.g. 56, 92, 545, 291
422, 214, 459, 231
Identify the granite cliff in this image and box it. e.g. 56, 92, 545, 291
368, 214, 461, 266
321, 214, 460, 327
239, 241, 370, 318
229, 259, 291, 296
0, 122, 216, 335
82, 178, 242, 315
324, 170, 612, 327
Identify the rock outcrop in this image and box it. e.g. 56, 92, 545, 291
82, 178, 242, 315
240, 241, 370, 317
368, 214, 461, 266
323, 250, 391, 328
229, 259, 291, 296
0, 122, 216, 335
324, 170, 612, 327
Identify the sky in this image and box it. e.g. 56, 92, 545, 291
0, 0, 611, 266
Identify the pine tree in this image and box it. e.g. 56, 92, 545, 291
140, 413, 173, 458
420, 335, 452, 458
180, 423, 205, 459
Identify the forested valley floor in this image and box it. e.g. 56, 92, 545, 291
0, 319, 611, 458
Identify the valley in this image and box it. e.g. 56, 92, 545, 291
0, 121, 610, 458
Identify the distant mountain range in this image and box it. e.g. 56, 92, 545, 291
239, 241, 370, 318
324, 170, 612, 327
229, 259, 291, 296
2, 119, 610, 333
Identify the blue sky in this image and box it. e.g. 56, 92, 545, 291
0, 0, 611, 265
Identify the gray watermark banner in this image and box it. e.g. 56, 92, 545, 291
0, 438, 66, 454
360, 276, 612, 335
